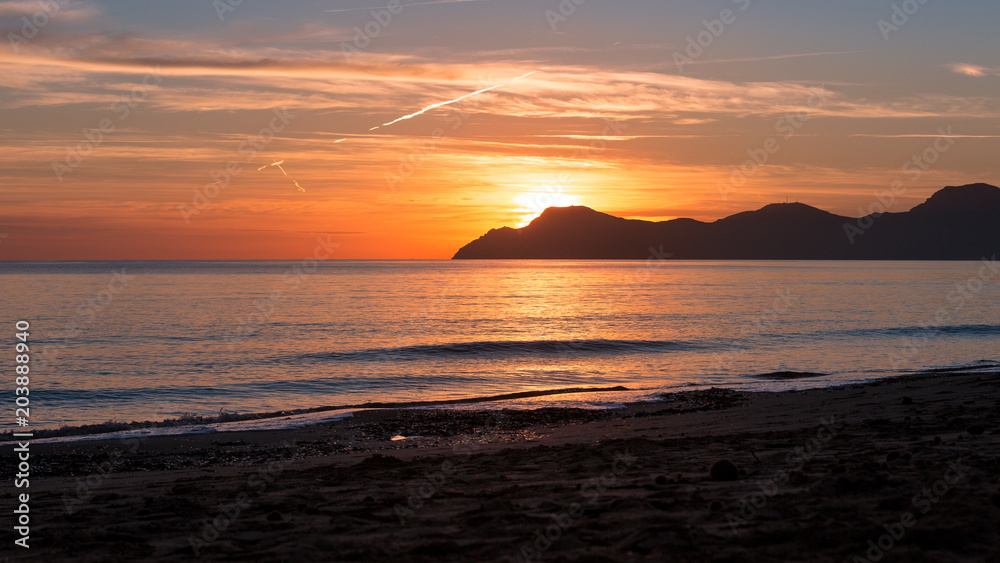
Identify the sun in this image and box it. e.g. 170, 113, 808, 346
513, 188, 583, 227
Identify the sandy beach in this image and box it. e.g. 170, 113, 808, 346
7, 371, 1000, 562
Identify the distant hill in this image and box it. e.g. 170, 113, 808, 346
452, 183, 1000, 260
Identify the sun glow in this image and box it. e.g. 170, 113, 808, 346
513, 188, 583, 227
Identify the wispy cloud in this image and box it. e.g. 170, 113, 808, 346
0, 0, 100, 22
658, 50, 866, 68
324, 0, 487, 13
950, 63, 999, 77
7, 45, 998, 124
849, 133, 1000, 138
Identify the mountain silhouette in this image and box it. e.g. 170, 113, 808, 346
452, 183, 1000, 260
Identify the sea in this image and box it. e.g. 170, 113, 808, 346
2, 260, 999, 438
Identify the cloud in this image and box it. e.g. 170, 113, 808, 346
324, 0, 488, 13
663, 50, 866, 67
950, 63, 998, 77
673, 118, 717, 125
13, 53, 462, 81
0, 0, 99, 22
2, 17, 992, 126
848, 133, 1000, 139
0, 1, 44, 13
6, 46, 998, 126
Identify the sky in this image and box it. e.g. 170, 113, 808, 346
0, 0, 998, 259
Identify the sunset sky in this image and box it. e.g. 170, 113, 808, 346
1, 0, 998, 259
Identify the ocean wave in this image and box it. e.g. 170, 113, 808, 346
289, 338, 705, 363
889, 323, 1000, 336
751, 371, 828, 380
731, 323, 1000, 343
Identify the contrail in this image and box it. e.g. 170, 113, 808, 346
258, 160, 288, 175
369, 70, 537, 131
258, 159, 305, 192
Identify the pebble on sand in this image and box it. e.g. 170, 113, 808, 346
709, 459, 740, 481
966, 424, 986, 435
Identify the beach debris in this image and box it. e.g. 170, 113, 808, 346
709, 459, 740, 481
966, 424, 986, 435
644, 388, 749, 416
348, 408, 609, 442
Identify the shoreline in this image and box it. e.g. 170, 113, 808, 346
10, 370, 1000, 561
12, 365, 1000, 444
1, 385, 635, 443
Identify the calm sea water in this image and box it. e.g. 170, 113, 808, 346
2, 260, 999, 432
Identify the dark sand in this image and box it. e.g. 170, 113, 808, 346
6, 372, 1000, 561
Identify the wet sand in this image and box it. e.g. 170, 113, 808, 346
7, 372, 1000, 561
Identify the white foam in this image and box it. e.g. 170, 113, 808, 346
31, 410, 354, 444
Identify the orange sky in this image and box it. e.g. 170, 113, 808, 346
1, 0, 998, 259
